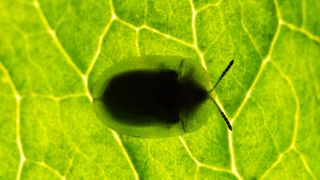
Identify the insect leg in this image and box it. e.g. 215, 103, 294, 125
178, 60, 184, 80
181, 120, 187, 132
212, 99, 232, 130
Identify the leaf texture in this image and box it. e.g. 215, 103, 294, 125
0, 0, 319, 179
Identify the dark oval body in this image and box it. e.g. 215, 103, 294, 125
93, 55, 213, 138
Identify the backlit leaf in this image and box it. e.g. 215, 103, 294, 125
0, 0, 319, 179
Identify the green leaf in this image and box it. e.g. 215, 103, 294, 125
0, 0, 319, 179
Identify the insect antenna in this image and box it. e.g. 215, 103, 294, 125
209, 59, 234, 93
213, 100, 232, 130
208, 59, 234, 131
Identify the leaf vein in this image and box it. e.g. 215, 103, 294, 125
0, 63, 25, 180
110, 130, 139, 180
179, 137, 233, 174
33, 0, 83, 76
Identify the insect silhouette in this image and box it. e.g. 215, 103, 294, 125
93, 55, 234, 138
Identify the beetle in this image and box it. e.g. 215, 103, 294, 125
93, 55, 233, 138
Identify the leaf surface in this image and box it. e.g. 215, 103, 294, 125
0, 0, 319, 179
